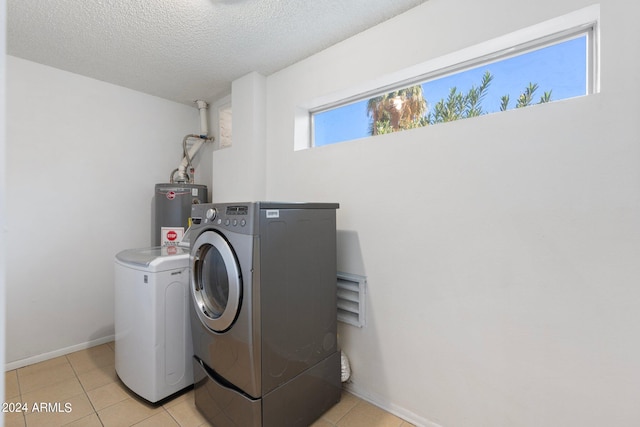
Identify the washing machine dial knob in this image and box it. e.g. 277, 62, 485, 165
205, 208, 217, 221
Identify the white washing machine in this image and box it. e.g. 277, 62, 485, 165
114, 246, 193, 403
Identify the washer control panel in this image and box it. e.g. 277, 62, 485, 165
218, 205, 248, 227
190, 203, 254, 235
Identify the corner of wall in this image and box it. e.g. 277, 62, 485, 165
211, 72, 267, 202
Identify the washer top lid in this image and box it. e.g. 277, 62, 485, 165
115, 246, 189, 271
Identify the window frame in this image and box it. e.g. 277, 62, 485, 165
296, 4, 600, 150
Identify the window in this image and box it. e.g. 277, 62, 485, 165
218, 103, 232, 148
304, 6, 599, 149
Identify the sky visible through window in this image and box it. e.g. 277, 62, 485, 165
314, 35, 587, 147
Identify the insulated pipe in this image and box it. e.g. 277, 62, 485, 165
175, 135, 205, 183
196, 100, 209, 137
174, 100, 214, 183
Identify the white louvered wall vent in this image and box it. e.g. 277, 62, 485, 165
337, 272, 366, 328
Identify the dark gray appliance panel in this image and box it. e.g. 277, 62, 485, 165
259, 207, 338, 394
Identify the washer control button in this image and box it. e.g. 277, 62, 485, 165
224, 219, 230, 226
240, 219, 246, 227
205, 208, 217, 221
232, 219, 238, 226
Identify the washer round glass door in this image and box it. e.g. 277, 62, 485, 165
191, 230, 241, 332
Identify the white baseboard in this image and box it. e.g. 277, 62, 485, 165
5, 335, 115, 371
344, 382, 443, 427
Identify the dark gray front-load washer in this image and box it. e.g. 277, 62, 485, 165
187, 202, 341, 426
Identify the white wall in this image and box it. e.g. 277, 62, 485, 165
5, 56, 205, 367
245, 0, 637, 425
210, 72, 266, 202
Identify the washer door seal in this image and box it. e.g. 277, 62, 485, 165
191, 230, 242, 332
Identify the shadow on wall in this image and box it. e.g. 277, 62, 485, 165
337, 230, 366, 277
89, 325, 115, 345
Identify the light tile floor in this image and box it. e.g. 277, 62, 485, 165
4, 342, 413, 427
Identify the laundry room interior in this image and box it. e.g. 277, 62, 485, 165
2, 0, 640, 426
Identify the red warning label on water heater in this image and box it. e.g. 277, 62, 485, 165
166, 191, 176, 200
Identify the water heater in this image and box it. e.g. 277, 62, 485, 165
153, 183, 208, 246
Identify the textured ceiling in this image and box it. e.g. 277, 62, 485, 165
8, 0, 429, 105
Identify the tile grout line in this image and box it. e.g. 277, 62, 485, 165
8, 369, 24, 427
163, 406, 182, 427
14, 361, 179, 427
67, 350, 119, 427
65, 352, 104, 427
26, 357, 91, 426
16, 369, 27, 427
